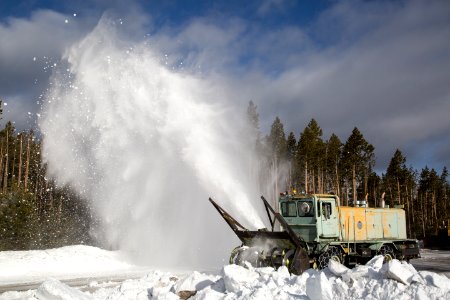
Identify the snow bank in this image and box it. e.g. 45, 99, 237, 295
35, 278, 92, 300
0, 245, 145, 285
1, 247, 449, 299
9, 258, 446, 300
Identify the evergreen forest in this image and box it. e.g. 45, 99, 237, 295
0, 103, 93, 251
0, 101, 448, 251
247, 101, 449, 239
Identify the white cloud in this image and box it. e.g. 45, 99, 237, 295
1, 0, 450, 171
257, 0, 293, 16
0, 9, 89, 129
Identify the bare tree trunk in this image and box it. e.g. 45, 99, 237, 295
320, 167, 324, 194
0, 141, 3, 191
432, 191, 437, 232
388, 186, 393, 207
12, 139, 16, 182
3, 129, 9, 193
45, 178, 52, 210
17, 134, 23, 187
24, 134, 31, 191
35, 168, 40, 213
304, 159, 308, 193
424, 191, 428, 233
38, 170, 44, 216
405, 185, 411, 236
58, 196, 63, 225
316, 168, 320, 194
345, 180, 349, 206
352, 164, 357, 204
397, 178, 401, 204
372, 182, 375, 207
444, 184, 448, 225
422, 193, 426, 236
312, 168, 316, 193
364, 169, 368, 200
288, 161, 292, 192
411, 187, 415, 236
335, 160, 340, 197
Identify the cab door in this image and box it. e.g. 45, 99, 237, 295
318, 199, 338, 238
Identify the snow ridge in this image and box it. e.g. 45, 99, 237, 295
3, 256, 449, 300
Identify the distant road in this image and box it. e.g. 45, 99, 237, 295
410, 249, 450, 278
0, 272, 150, 293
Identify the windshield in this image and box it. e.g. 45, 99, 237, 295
297, 200, 314, 217
280, 201, 297, 217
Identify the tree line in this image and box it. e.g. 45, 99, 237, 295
247, 101, 449, 238
1, 100, 448, 251
0, 103, 93, 251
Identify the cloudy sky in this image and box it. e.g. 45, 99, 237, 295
0, 0, 449, 173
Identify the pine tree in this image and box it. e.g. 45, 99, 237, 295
268, 117, 287, 162
286, 132, 297, 190
267, 117, 287, 199
246, 101, 260, 138
326, 133, 342, 196
297, 119, 324, 193
341, 127, 375, 205
385, 149, 407, 206
418, 167, 430, 236
245, 101, 264, 193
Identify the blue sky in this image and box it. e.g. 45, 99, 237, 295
0, 1, 329, 27
0, 0, 449, 173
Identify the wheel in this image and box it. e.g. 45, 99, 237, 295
378, 245, 396, 263
318, 246, 343, 269
269, 247, 284, 267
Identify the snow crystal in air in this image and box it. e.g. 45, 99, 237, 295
40, 16, 266, 270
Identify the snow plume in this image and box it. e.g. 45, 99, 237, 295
40, 17, 266, 269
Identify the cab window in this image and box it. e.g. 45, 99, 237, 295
297, 200, 314, 217
281, 202, 297, 217
321, 202, 332, 219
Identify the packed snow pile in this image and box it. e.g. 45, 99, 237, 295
2, 255, 450, 299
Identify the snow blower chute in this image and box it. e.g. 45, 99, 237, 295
209, 196, 310, 274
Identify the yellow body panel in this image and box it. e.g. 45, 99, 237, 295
338, 206, 406, 241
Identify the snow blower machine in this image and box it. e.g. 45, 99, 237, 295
209, 194, 420, 275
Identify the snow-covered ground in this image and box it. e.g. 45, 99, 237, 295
0, 245, 152, 286
1, 245, 449, 299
